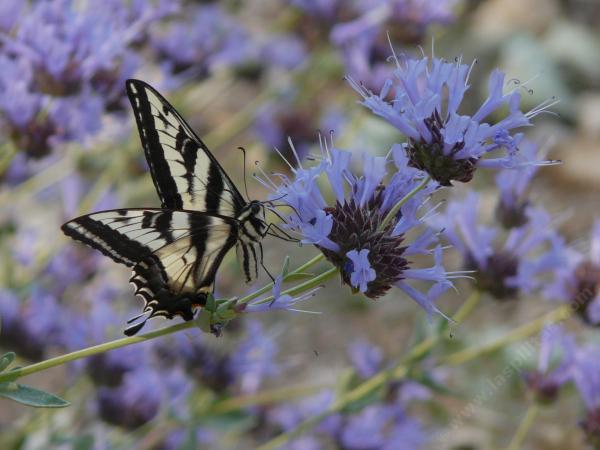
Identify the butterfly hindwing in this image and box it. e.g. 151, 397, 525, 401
62, 209, 239, 331
125, 79, 246, 217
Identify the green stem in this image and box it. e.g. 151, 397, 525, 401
0, 321, 196, 384
0, 254, 331, 384
257, 290, 481, 450
251, 267, 338, 306
212, 383, 327, 414
236, 253, 326, 305
440, 305, 572, 367
505, 404, 540, 450
379, 176, 431, 230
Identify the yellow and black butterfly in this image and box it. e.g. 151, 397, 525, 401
62, 80, 274, 335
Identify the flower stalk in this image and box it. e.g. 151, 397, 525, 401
0, 253, 331, 384
505, 403, 540, 450
379, 175, 431, 230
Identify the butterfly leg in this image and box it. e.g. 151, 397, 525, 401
258, 241, 275, 282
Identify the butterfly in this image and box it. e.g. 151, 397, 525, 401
62, 79, 276, 336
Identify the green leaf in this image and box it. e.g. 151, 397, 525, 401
0, 352, 15, 372
281, 256, 291, 277
205, 293, 216, 313
0, 382, 70, 408
196, 311, 212, 334
283, 272, 314, 282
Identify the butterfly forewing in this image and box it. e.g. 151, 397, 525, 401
126, 79, 246, 216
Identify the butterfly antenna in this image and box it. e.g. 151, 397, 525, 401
238, 146, 251, 201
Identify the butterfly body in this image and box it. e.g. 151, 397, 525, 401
62, 80, 268, 335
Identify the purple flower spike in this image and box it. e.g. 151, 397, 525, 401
431, 192, 564, 300
544, 219, 600, 326
263, 137, 455, 318
525, 325, 575, 404
350, 52, 557, 185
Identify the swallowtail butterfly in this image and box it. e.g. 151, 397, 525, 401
62, 79, 270, 336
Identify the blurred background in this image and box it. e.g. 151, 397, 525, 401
0, 0, 599, 449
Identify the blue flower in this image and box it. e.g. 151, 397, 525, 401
495, 140, 559, 228
573, 345, 600, 445
97, 368, 162, 429
346, 249, 377, 293
260, 34, 307, 70
525, 325, 576, 404
151, 4, 252, 83
348, 338, 383, 378
543, 219, 600, 325
263, 140, 458, 317
228, 321, 280, 394
430, 192, 564, 300
330, 1, 458, 90
340, 404, 427, 450
350, 53, 557, 185
241, 273, 322, 314
0, 0, 174, 158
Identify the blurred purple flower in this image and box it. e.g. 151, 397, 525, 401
229, 321, 280, 394
253, 98, 317, 159
525, 325, 576, 404
0, 288, 65, 360
0, 0, 174, 158
152, 4, 252, 83
290, 0, 343, 20
430, 192, 565, 300
351, 53, 557, 185
573, 345, 600, 445
348, 338, 383, 378
260, 34, 307, 70
83, 299, 153, 385
0, 0, 23, 32
544, 219, 600, 325
268, 389, 342, 438
340, 404, 427, 450
495, 140, 559, 228
97, 368, 162, 429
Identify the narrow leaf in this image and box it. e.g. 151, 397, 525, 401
0, 352, 15, 372
0, 382, 70, 408
205, 293, 216, 313
283, 272, 314, 282
281, 256, 291, 277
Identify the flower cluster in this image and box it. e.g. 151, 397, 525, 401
150, 3, 254, 85
430, 190, 564, 300
524, 325, 575, 404
263, 336, 431, 450
290, 0, 460, 89
263, 140, 463, 316
544, 219, 600, 325
494, 140, 556, 228
0, 0, 175, 159
526, 326, 600, 446
351, 54, 557, 185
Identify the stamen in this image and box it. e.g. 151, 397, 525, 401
287, 137, 303, 169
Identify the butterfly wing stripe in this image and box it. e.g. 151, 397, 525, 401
126, 79, 246, 216
62, 215, 152, 266
127, 82, 183, 209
